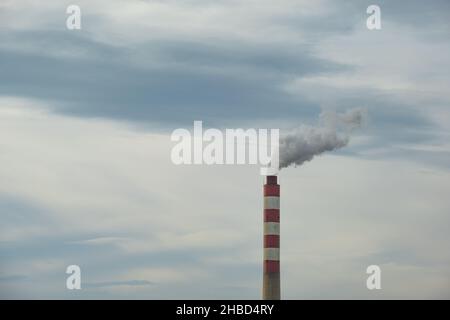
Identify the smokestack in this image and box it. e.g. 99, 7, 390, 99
263, 175, 280, 300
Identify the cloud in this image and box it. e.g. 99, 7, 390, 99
0, 275, 28, 283
1, 1, 450, 299
1, 0, 448, 165
0, 33, 340, 126
1, 99, 450, 298
0, 0, 358, 128
84, 280, 154, 288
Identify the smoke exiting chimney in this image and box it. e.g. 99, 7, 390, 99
263, 175, 280, 300
260, 109, 364, 299
279, 108, 365, 169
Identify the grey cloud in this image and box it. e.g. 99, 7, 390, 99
375, 0, 450, 31
0, 275, 28, 283
0, 30, 346, 128
84, 280, 154, 288
1, 0, 450, 299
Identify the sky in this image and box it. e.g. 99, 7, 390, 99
0, 0, 450, 299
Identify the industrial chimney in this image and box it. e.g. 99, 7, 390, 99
263, 175, 280, 300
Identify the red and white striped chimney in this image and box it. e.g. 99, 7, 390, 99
263, 175, 280, 300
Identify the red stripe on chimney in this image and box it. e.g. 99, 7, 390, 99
264, 235, 279, 248
264, 209, 280, 222
264, 260, 280, 273
264, 184, 280, 197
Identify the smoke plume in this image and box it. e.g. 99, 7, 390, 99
279, 108, 365, 169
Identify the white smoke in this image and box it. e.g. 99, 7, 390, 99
279, 108, 365, 169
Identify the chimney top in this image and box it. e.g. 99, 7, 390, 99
266, 175, 278, 185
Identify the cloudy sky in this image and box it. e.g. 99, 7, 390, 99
1, 0, 449, 299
